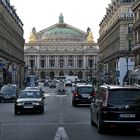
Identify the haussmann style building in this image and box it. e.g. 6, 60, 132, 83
131, 0, 140, 83
24, 14, 99, 81
98, 0, 135, 85
0, 0, 25, 88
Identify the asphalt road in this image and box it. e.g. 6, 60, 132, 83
0, 83, 140, 140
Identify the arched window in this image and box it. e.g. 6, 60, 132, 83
59, 71, 64, 76
78, 71, 83, 79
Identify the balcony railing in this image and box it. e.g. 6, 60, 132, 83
0, 0, 23, 28
132, 42, 140, 51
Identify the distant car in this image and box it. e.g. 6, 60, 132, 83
65, 80, 72, 87
49, 81, 56, 88
44, 80, 49, 86
90, 84, 140, 133
72, 84, 95, 106
14, 89, 45, 115
0, 84, 18, 103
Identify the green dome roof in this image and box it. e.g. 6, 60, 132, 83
46, 27, 82, 36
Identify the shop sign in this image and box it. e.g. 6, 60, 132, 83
0, 63, 5, 68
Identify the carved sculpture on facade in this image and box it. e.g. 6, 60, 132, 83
86, 27, 94, 43
29, 27, 36, 43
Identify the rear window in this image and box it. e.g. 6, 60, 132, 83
77, 86, 94, 94
1, 86, 16, 95
19, 91, 41, 98
108, 89, 140, 105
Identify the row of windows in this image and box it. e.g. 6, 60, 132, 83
134, 29, 140, 43
29, 55, 94, 59
29, 59, 96, 69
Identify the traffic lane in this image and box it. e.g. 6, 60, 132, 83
0, 93, 140, 140
1, 122, 140, 140
0, 95, 89, 140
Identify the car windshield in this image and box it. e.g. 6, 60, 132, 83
108, 89, 140, 105
19, 91, 41, 98
1, 86, 16, 95
78, 86, 93, 94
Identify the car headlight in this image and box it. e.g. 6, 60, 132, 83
16, 102, 24, 106
33, 102, 40, 105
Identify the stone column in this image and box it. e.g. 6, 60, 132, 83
37, 55, 40, 69
65, 56, 68, 69
83, 55, 86, 69
55, 56, 58, 69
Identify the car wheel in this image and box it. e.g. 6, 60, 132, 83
72, 101, 77, 107
90, 113, 96, 126
15, 109, 20, 115
97, 115, 105, 134
40, 107, 44, 114
0, 99, 4, 103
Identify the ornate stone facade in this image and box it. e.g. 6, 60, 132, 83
0, 0, 24, 88
98, 0, 135, 85
24, 14, 99, 80
131, 0, 140, 82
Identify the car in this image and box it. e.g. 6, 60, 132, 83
90, 84, 140, 134
14, 89, 45, 115
0, 84, 18, 103
65, 80, 72, 87
49, 80, 56, 88
72, 84, 95, 106
44, 80, 49, 86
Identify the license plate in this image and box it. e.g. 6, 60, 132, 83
5, 96, 10, 99
120, 114, 135, 118
82, 94, 90, 98
24, 106, 33, 108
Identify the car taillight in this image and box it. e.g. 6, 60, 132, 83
73, 92, 79, 97
91, 92, 96, 97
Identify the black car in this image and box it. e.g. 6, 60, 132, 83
49, 80, 56, 88
0, 84, 18, 103
14, 89, 45, 115
90, 84, 140, 133
72, 84, 95, 106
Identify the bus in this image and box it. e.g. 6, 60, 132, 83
26, 75, 38, 87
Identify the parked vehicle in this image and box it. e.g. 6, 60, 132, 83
0, 84, 18, 102
72, 84, 95, 106
14, 89, 45, 114
90, 84, 140, 133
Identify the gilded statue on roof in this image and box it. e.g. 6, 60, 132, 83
29, 27, 36, 43
86, 27, 94, 43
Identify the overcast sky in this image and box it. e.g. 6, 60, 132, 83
10, 0, 111, 42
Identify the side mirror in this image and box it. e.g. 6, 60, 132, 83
91, 98, 95, 103
96, 99, 103, 105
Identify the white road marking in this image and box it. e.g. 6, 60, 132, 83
45, 94, 67, 97
54, 127, 69, 140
